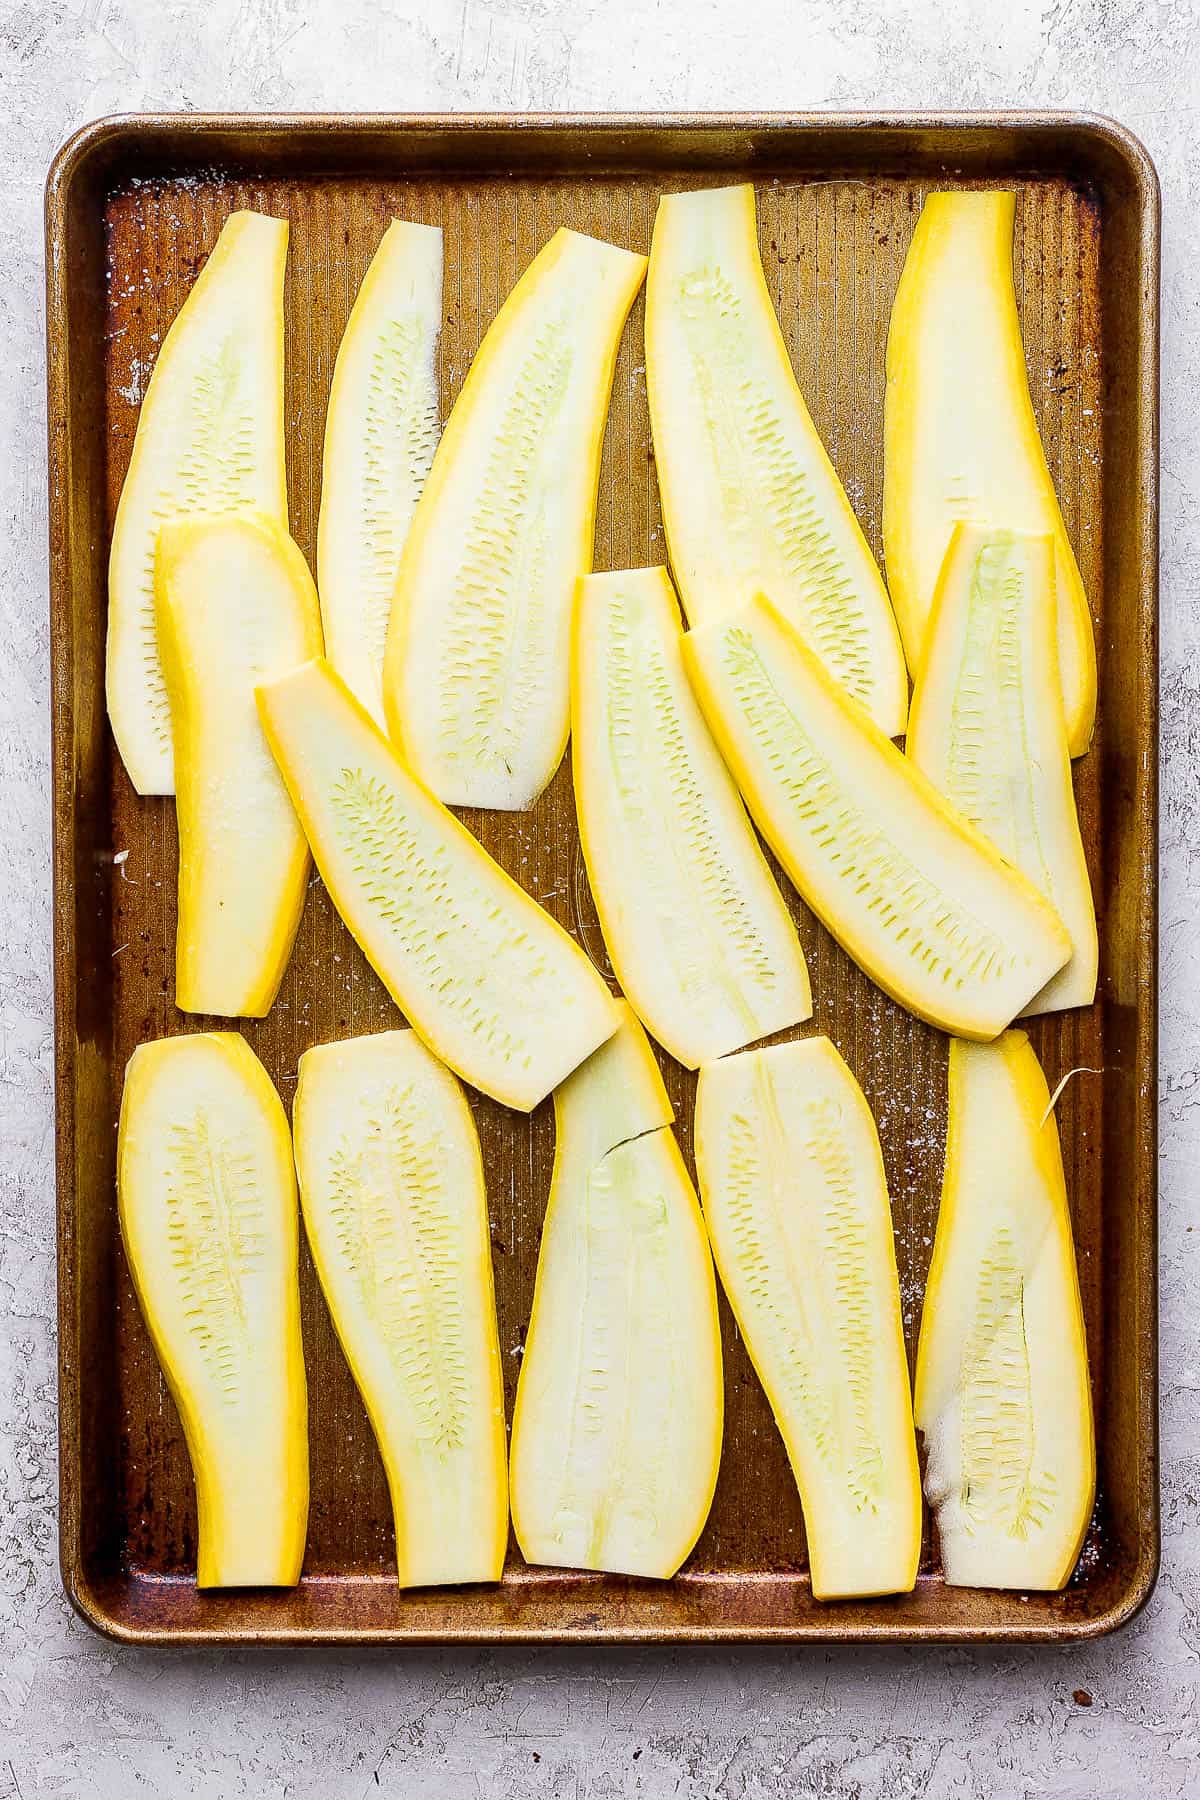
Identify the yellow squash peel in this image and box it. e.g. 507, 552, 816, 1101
510, 1004, 723, 1577
883, 190, 1096, 754
256, 657, 619, 1110
914, 1031, 1095, 1590
385, 227, 647, 809
155, 513, 324, 1019
682, 594, 1071, 1039
117, 1032, 308, 1588
695, 1036, 921, 1600
294, 1030, 508, 1586
908, 524, 1097, 1015
107, 211, 290, 794
646, 183, 908, 736
572, 565, 811, 1068
318, 220, 443, 728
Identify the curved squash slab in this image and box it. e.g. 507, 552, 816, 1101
256, 657, 619, 1110
384, 227, 647, 810
156, 513, 324, 1018
883, 191, 1096, 754
572, 565, 811, 1068
683, 595, 1071, 1038
510, 1005, 722, 1577
695, 1036, 921, 1599
108, 211, 289, 794
646, 184, 908, 735
294, 1030, 507, 1586
908, 525, 1097, 1015
117, 1032, 307, 1588
318, 220, 443, 728
914, 1032, 1095, 1590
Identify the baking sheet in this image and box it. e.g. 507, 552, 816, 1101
47, 113, 1159, 1642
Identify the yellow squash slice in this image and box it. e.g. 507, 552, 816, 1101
914, 1032, 1095, 1590
156, 514, 324, 1018
908, 525, 1097, 1015
510, 1005, 723, 1577
317, 220, 443, 728
294, 1030, 507, 1586
117, 1032, 307, 1587
256, 657, 619, 1110
883, 190, 1096, 754
694, 1036, 921, 1599
682, 595, 1071, 1039
108, 211, 290, 794
572, 566, 811, 1067
646, 183, 908, 736
384, 227, 647, 809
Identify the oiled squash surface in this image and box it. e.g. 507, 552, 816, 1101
510, 1006, 723, 1578
295, 1030, 507, 1586
695, 1036, 921, 1600
118, 1032, 308, 1588
572, 565, 810, 1067
915, 1032, 1095, 1590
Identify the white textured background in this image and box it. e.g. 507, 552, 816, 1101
2, 2, 1196, 1795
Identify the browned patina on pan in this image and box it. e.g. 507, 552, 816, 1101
46, 113, 1159, 1645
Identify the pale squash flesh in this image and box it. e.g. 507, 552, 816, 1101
682, 595, 1071, 1039
694, 1036, 921, 1600
908, 524, 1097, 1015
572, 565, 811, 1068
294, 1030, 507, 1586
256, 657, 619, 1110
384, 227, 647, 810
155, 513, 324, 1018
914, 1032, 1095, 1590
107, 211, 290, 794
117, 1032, 308, 1587
510, 1004, 723, 1578
646, 184, 908, 736
318, 220, 443, 728
883, 191, 1096, 754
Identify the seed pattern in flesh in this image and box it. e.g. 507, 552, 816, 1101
943, 543, 1053, 894
720, 1087, 838, 1468
164, 1112, 267, 1405
803, 1097, 884, 1509
326, 1082, 468, 1453
959, 1226, 1055, 1539
357, 314, 440, 673
437, 317, 574, 782
138, 334, 262, 750
601, 594, 779, 1032
553, 1143, 676, 1562
331, 767, 559, 1072
675, 266, 874, 704
721, 629, 1016, 992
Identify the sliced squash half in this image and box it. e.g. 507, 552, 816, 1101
117, 1032, 307, 1588
294, 1029, 507, 1586
384, 227, 647, 810
646, 183, 908, 736
256, 657, 619, 1110
108, 211, 290, 794
883, 190, 1096, 754
914, 1032, 1095, 1590
317, 220, 443, 728
572, 565, 811, 1068
510, 1004, 723, 1577
694, 1036, 921, 1599
155, 513, 324, 1019
682, 595, 1071, 1039
908, 524, 1097, 1016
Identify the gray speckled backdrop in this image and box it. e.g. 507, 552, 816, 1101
2, 2, 1195, 1795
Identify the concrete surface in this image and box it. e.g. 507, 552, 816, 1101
1, 1, 1196, 1795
